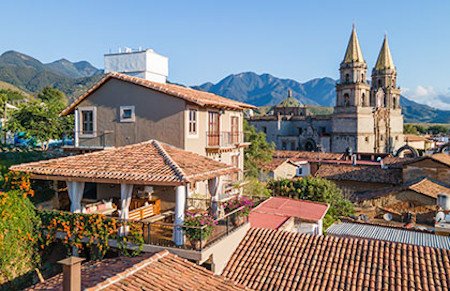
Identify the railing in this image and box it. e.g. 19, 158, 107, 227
118, 205, 249, 251
206, 131, 242, 147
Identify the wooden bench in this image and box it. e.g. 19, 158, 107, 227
128, 204, 154, 221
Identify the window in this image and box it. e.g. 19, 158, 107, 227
262, 126, 267, 134
282, 141, 287, 150
231, 116, 239, 143
296, 166, 303, 177
188, 109, 197, 135
344, 93, 350, 107
79, 107, 96, 136
365, 136, 369, 142
320, 127, 326, 134
380, 135, 384, 141
207, 111, 220, 146
345, 74, 350, 83
361, 74, 364, 82
120, 106, 135, 122
298, 127, 303, 135
378, 79, 382, 87
361, 93, 366, 106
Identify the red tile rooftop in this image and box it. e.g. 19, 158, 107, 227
249, 197, 329, 229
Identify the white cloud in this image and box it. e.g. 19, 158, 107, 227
402, 86, 450, 110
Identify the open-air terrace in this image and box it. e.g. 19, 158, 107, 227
10, 140, 256, 270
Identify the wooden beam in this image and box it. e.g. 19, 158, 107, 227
28, 174, 183, 186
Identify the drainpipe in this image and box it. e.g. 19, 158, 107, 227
58, 256, 85, 291
74, 109, 79, 147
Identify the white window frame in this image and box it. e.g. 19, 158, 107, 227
119, 106, 136, 123
78, 106, 97, 138
187, 108, 198, 137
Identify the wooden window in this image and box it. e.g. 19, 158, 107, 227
231, 116, 239, 143
188, 109, 197, 135
120, 106, 135, 122
81, 110, 94, 134
208, 111, 220, 146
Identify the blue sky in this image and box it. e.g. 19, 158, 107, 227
1, 1, 450, 109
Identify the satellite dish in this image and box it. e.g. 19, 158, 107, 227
436, 211, 445, 222
383, 213, 393, 221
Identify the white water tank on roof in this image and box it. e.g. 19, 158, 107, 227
104, 48, 168, 83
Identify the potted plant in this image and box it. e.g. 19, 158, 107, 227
183, 211, 216, 250
223, 196, 254, 226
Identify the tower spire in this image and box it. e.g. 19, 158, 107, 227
375, 35, 395, 70
343, 26, 365, 64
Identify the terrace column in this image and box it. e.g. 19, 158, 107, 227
67, 181, 85, 213
209, 176, 222, 219
174, 185, 186, 246
119, 184, 133, 236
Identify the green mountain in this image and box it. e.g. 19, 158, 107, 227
194, 72, 450, 123
0, 51, 102, 97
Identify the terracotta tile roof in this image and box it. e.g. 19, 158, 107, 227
355, 177, 450, 202
381, 155, 417, 169
315, 163, 402, 184
405, 134, 434, 143
404, 153, 450, 168
28, 251, 247, 290
250, 197, 329, 229
10, 140, 238, 185
274, 150, 344, 161
223, 228, 450, 291
260, 158, 297, 172
61, 72, 255, 116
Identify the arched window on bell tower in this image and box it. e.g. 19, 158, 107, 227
361, 93, 366, 107
384, 95, 388, 107
344, 93, 350, 107
378, 79, 382, 88
361, 74, 364, 83
345, 74, 350, 83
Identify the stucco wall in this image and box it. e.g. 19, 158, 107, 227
404, 161, 450, 184
77, 78, 185, 148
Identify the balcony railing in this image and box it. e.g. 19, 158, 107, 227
206, 131, 242, 147
118, 205, 248, 251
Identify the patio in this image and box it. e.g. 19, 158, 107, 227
10, 139, 243, 248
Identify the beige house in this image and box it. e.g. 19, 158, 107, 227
61, 72, 255, 185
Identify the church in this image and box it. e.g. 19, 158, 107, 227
248, 27, 405, 154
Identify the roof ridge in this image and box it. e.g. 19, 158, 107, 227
151, 140, 188, 183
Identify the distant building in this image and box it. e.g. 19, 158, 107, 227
104, 48, 169, 83
248, 27, 405, 154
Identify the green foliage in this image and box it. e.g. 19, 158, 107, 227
183, 211, 215, 242
267, 177, 354, 229
5, 87, 74, 149
38, 210, 144, 259
0, 190, 40, 285
243, 120, 274, 178
243, 177, 271, 197
428, 125, 449, 135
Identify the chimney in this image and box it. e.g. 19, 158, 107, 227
58, 257, 85, 291
351, 154, 357, 166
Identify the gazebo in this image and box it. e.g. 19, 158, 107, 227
10, 140, 239, 245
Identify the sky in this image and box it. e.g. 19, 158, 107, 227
1, 1, 450, 109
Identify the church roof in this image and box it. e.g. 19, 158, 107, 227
275, 96, 302, 108
375, 35, 395, 71
343, 26, 365, 64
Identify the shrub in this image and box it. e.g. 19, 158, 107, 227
267, 177, 354, 229
0, 190, 40, 285
222, 196, 254, 217
183, 211, 216, 241
243, 177, 271, 197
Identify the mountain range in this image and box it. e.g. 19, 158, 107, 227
0, 50, 448, 123
0, 50, 102, 97
193, 72, 450, 123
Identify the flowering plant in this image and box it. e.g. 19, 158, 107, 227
183, 211, 216, 242
222, 196, 254, 217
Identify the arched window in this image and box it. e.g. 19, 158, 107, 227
393, 97, 397, 109
345, 74, 350, 83
378, 79, 382, 87
344, 93, 350, 107
384, 95, 388, 107
361, 74, 364, 83
361, 93, 366, 106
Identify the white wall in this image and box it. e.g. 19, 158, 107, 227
104, 49, 168, 83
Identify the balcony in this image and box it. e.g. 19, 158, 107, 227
206, 131, 244, 149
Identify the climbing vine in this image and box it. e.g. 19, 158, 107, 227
38, 211, 144, 259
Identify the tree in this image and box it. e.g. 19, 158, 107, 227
267, 177, 354, 229
428, 125, 449, 135
0, 180, 40, 286
5, 87, 73, 150
403, 124, 418, 135
243, 120, 275, 178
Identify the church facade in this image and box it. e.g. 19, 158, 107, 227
248, 27, 405, 154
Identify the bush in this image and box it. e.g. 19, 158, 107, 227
183, 211, 216, 242
243, 177, 271, 197
267, 177, 354, 229
0, 190, 40, 285
222, 196, 254, 217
